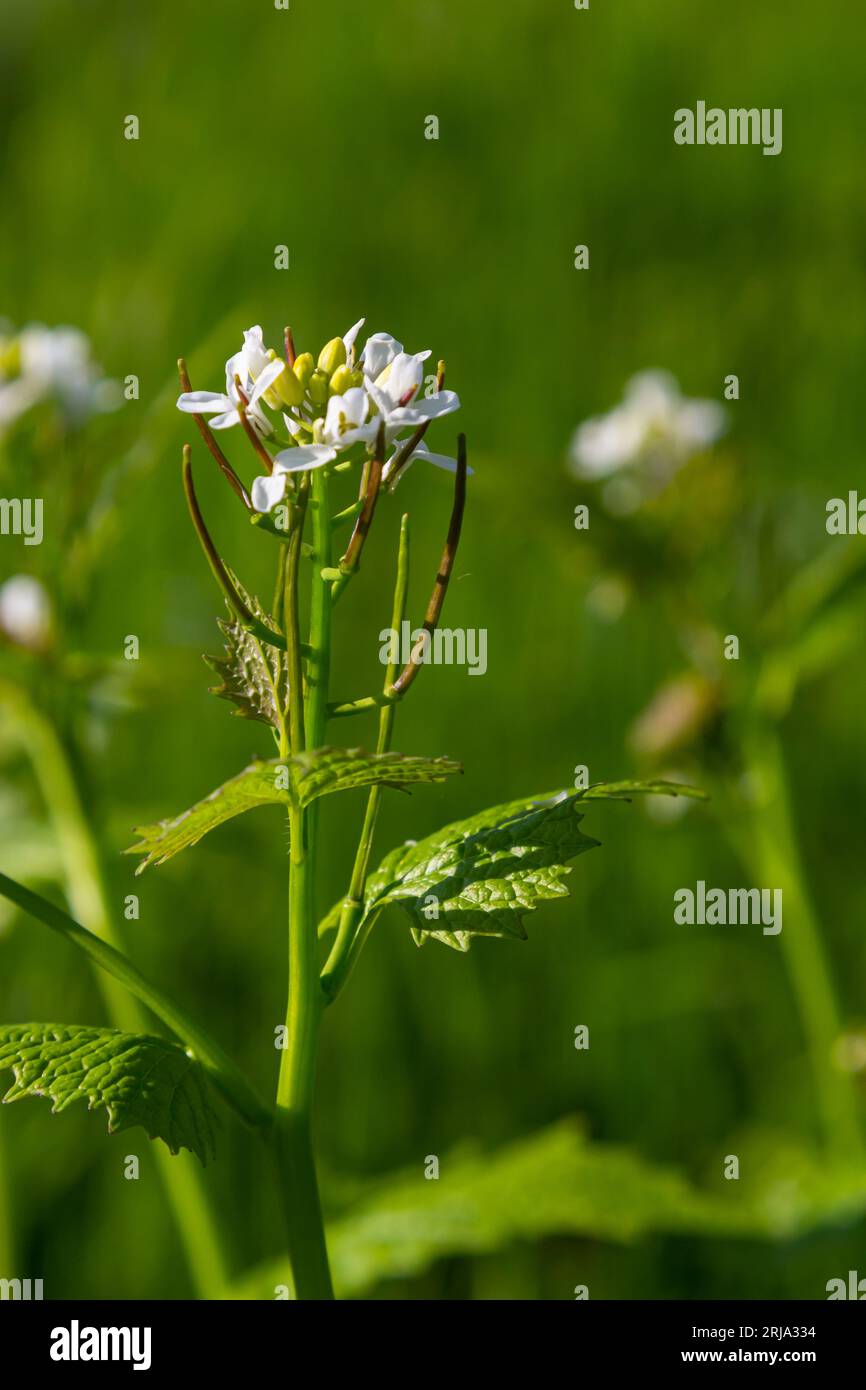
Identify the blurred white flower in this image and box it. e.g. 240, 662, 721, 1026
0, 320, 120, 430
0, 574, 52, 649
569, 371, 726, 511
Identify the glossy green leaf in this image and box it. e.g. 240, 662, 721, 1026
364, 782, 704, 951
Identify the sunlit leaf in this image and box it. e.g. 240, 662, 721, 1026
363, 782, 703, 951
0, 1023, 218, 1164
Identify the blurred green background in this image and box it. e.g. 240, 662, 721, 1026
2, 0, 866, 1300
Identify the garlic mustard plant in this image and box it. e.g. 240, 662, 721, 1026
0, 316, 702, 1300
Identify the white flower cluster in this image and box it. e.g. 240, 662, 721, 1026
177, 319, 461, 513
0, 321, 120, 432
569, 370, 726, 513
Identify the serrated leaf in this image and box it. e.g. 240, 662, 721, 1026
364, 781, 704, 951
204, 580, 288, 732
0, 1024, 217, 1163
126, 759, 292, 873
290, 747, 461, 806
127, 748, 462, 873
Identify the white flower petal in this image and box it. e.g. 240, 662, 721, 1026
176, 391, 232, 415
251, 472, 289, 513
225, 350, 249, 395
387, 388, 460, 427
343, 318, 365, 354
248, 357, 285, 405
283, 412, 307, 437
209, 409, 242, 430
363, 375, 392, 417
415, 443, 468, 472
360, 333, 402, 379
272, 444, 337, 473
383, 441, 472, 484
242, 326, 270, 378
385, 352, 426, 405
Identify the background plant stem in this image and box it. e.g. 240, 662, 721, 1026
0, 1123, 13, 1277
723, 722, 863, 1161
2, 684, 231, 1297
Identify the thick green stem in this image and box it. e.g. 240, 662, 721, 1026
727, 724, 863, 1160
0, 685, 238, 1295
271, 488, 333, 1299
273, 802, 332, 1297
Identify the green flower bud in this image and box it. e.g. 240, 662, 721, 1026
292, 352, 315, 390
317, 337, 347, 377
308, 368, 330, 405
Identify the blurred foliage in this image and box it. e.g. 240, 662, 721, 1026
237, 1119, 866, 1299
1, 0, 866, 1299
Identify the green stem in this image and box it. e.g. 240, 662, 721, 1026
322, 515, 410, 1003
0, 683, 246, 1294
272, 804, 332, 1298
726, 724, 863, 1160
271, 485, 333, 1300
306, 468, 333, 751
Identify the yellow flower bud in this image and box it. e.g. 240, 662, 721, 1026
0, 337, 21, 377
293, 352, 315, 390
317, 337, 347, 377
328, 364, 352, 396
308, 368, 330, 405
267, 351, 304, 407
